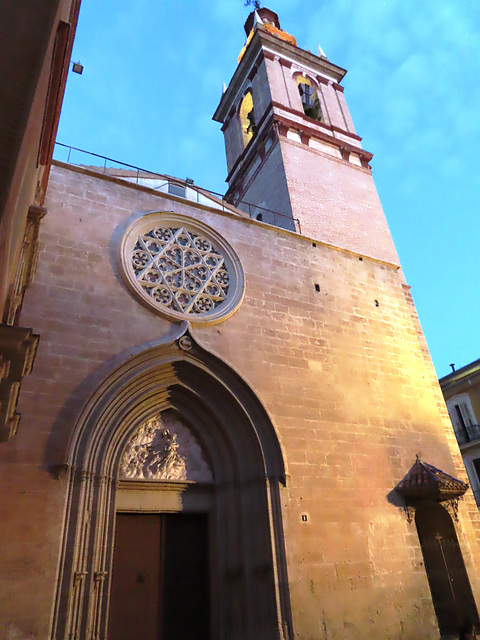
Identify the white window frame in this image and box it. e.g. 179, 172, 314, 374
446, 393, 478, 444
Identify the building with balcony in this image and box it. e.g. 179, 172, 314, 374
440, 359, 480, 507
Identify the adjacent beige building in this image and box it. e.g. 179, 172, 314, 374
440, 359, 480, 508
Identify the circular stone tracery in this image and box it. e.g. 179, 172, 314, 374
120, 213, 245, 323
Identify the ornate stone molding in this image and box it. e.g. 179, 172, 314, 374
52, 323, 289, 640
4, 205, 46, 325
73, 571, 88, 588
120, 411, 213, 483
401, 497, 464, 525
403, 505, 416, 524
396, 456, 468, 525
178, 334, 193, 351
0, 324, 40, 441
93, 571, 108, 583
442, 496, 464, 523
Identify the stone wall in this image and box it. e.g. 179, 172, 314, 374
2, 162, 479, 639
280, 137, 401, 265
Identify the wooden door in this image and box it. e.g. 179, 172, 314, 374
416, 502, 479, 635
109, 513, 209, 640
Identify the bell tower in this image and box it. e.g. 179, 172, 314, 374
213, 8, 400, 265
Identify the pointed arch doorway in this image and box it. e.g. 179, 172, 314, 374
51, 326, 292, 640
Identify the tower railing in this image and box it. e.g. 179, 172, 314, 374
53, 142, 301, 233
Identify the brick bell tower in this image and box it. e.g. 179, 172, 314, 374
213, 7, 400, 266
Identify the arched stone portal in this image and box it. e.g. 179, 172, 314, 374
51, 324, 291, 640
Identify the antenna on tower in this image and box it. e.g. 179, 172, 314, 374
244, 0, 261, 9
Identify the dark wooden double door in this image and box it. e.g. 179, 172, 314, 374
109, 513, 210, 640
416, 503, 479, 635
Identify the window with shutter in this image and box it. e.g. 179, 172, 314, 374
446, 394, 479, 444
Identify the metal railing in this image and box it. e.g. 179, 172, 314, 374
473, 489, 480, 507
53, 142, 302, 233
456, 424, 480, 446
233, 200, 301, 234
54, 142, 161, 178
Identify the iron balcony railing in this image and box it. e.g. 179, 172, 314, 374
473, 489, 480, 508
53, 142, 302, 233
455, 424, 480, 446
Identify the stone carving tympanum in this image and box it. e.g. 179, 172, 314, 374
119, 411, 213, 482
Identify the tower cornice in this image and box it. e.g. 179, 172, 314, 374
224, 103, 373, 194
213, 28, 347, 124
256, 28, 347, 82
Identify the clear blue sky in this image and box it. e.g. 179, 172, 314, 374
56, 0, 480, 378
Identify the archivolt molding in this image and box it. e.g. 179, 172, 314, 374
395, 456, 468, 526
63, 321, 286, 485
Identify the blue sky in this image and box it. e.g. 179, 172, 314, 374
56, 0, 480, 378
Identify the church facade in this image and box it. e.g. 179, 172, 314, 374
2, 8, 480, 640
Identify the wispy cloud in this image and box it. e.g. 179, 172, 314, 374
57, 0, 480, 375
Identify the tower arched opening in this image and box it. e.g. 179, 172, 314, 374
239, 90, 256, 147
296, 75, 324, 122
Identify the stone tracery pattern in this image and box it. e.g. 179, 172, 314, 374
119, 412, 213, 482
131, 226, 230, 316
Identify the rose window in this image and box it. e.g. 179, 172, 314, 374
119, 213, 245, 323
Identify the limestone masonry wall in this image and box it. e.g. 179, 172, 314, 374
2, 163, 479, 639
280, 138, 401, 266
